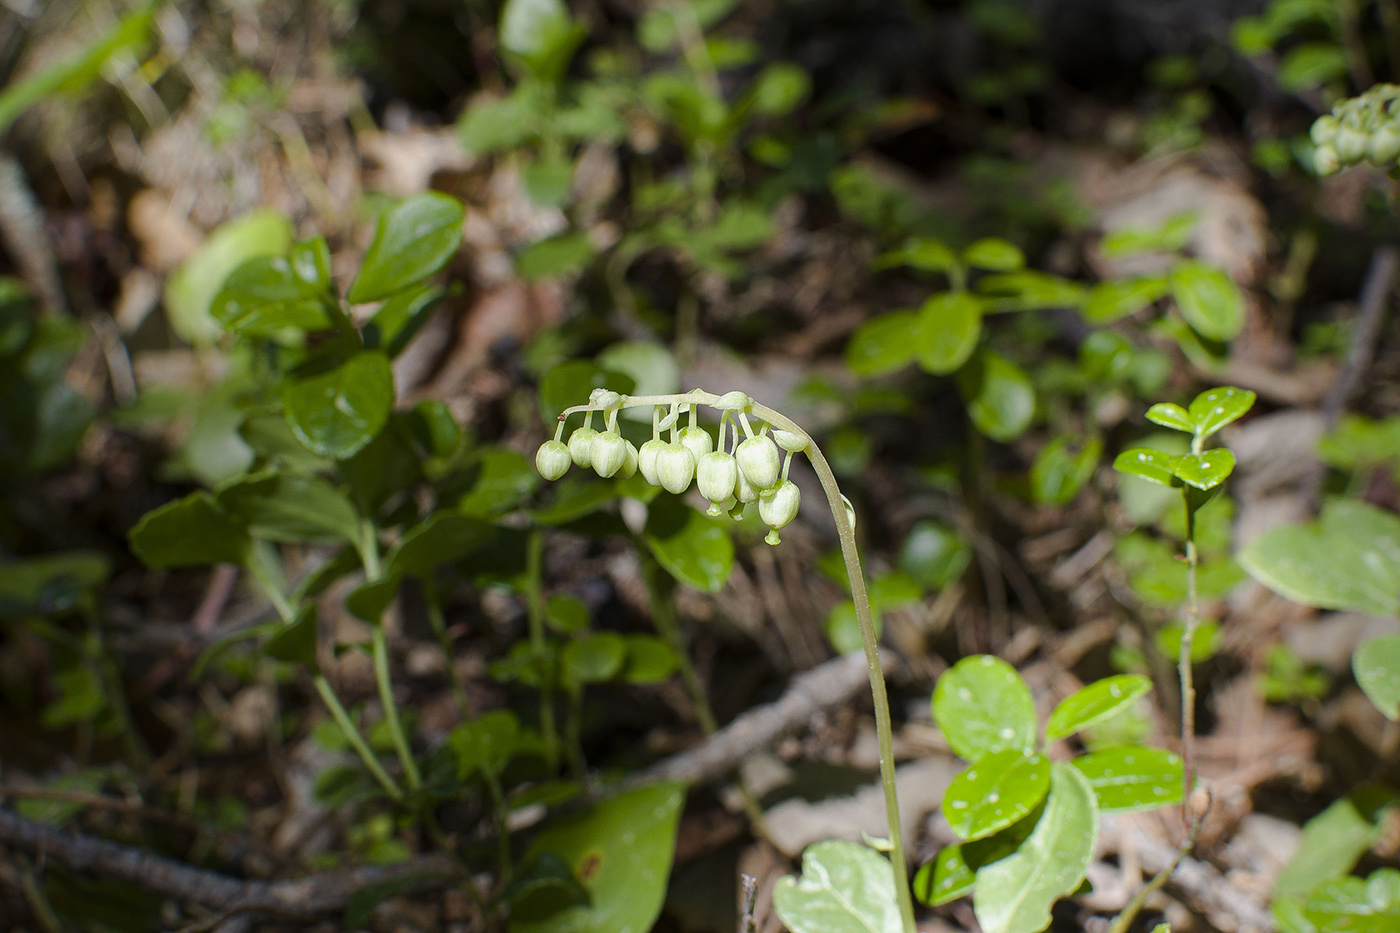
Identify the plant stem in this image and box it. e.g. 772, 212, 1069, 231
1178, 488, 1200, 816
359, 519, 421, 791
525, 529, 561, 773
1107, 807, 1205, 933
425, 580, 471, 719
558, 390, 917, 933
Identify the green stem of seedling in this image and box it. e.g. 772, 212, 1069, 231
1178, 488, 1200, 817
559, 391, 917, 933
526, 529, 561, 773
483, 770, 513, 886
359, 519, 422, 791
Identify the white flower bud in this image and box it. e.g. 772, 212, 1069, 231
591, 431, 627, 478
568, 427, 598, 467
639, 439, 667, 486
772, 429, 807, 453
656, 443, 696, 494
735, 464, 760, 503
677, 425, 713, 463
714, 391, 749, 410
589, 388, 622, 408
697, 450, 738, 504
1368, 124, 1400, 165
536, 439, 571, 480
1313, 143, 1341, 175
1336, 125, 1368, 164
736, 435, 781, 489
1310, 114, 1339, 146
620, 440, 638, 478
760, 480, 800, 545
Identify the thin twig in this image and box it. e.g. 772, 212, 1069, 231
739, 874, 758, 933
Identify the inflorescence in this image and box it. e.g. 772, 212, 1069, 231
1311, 83, 1400, 175
535, 389, 807, 544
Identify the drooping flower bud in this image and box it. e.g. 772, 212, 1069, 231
1313, 143, 1341, 176
639, 439, 667, 486
591, 431, 627, 478
568, 427, 599, 468
697, 450, 738, 505
759, 480, 800, 545
736, 435, 781, 489
677, 425, 713, 464
1368, 124, 1400, 165
714, 391, 749, 410
1336, 124, 1368, 164
1310, 114, 1339, 146
620, 440, 639, 478
772, 429, 808, 453
735, 464, 760, 503
656, 443, 696, 494
536, 439, 571, 480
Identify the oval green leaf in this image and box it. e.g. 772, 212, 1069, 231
898, 520, 973, 590
963, 238, 1025, 272
561, 632, 627, 687
917, 292, 982, 375
643, 497, 734, 594
217, 471, 360, 544
1188, 386, 1256, 439
386, 512, 495, 579
1113, 447, 1178, 487
348, 192, 466, 303
1070, 745, 1183, 812
1030, 435, 1102, 507
847, 310, 922, 377
449, 709, 521, 780
1082, 276, 1167, 323
1355, 636, 1400, 720
932, 655, 1037, 761
1170, 260, 1244, 341
129, 491, 249, 569
773, 840, 903, 933
1046, 675, 1152, 742
944, 750, 1051, 842
1170, 449, 1235, 491
211, 255, 332, 336
282, 349, 395, 459
957, 350, 1035, 442
1145, 402, 1193, 434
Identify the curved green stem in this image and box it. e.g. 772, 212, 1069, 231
359, 519, 421, 791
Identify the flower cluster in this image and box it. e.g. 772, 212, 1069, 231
535, 389, 808, 544
1311, 83, 1400, 175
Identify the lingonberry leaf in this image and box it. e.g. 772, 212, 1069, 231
1145, 402, 1193, 434
1169, 260, 1244, 341
1187, 386, 1256, 439
282, 349, 395, 460
1355, 636, 1400, 720
347, 192, 465, 303
932, 655, 1037, 761
917, 292, 982, 375
1169, 449, 1235, 491
1070, 745, 1183, 812
943, 749, 1051, 841
1113, 447, 1178, 487
1045, 675, 1152, 742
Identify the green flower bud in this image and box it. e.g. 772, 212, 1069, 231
620, 440, 639, 478
639, 439, 667, 486
1313, 143, 1341, 176
735, 464, 760, 503
569, 427, 599, 467
714, 391, 750, 410
1336, 125, 1368, 164
1368, 124, 1400, 165
759, 480, 800, 545
678, 425, 714, 463
697, 450, 738, 504
656, 443, 696, 494
1310, 114, 1339, 146
536, 439, 571, 480
736, 435, 781, 489
591, 431, 627, 478
772, 429, 808, 453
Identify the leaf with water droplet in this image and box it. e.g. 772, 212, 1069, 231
1070, 745, 1183, 812
943, 749, 1050, 841
1355, 636, 1400, 720
1188, 386, 1255, 439
1113, 447, 1178, 487
932, 655, 1037, 761
1145, 402, 1193, 434
1170, 449, 1235, 491
1045, 675, 1152, 742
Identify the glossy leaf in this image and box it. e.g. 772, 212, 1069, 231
386, 512, 494, 578
1082, 276, 1167, 323
973, 763, 1098, 933
963, 238, 1024, 271
847, 310, 922, 376
517, 232, 595, 281
561, 632, 627, 687
773, 840, 903, 933
457, 447, 539, 517
211, 256, 332, 336
898, 520, 973, 590
1030, 435, 1101, 507
976, 271, 1084, 312
643, 497, 734, 593
282, 350, 394, 459
1145, 403, 1193, 434
913, 809, 1040, 906
1046, 675, 1151, 741
264, 606, 318, 668
217, 472, 360, 544
1171, 449, 1234, 492
1238, 500, 1400, 615
876, 237, 960, 276
944, 750, 1050, 841
363, 283, 446, 358
1300, 870, 1400, 932
1355, 636, 1400, 720
1170, 260, 1244, 341
129, 492, 249, 568
932, 655, 1037, 761
511, 783, 685, 933
1113, 447, 1178, 487
1275, 789, 1398, 899
957, 350, 1035, 442
1188, 386, 1256, 439
917, 292, 982, 375
164, 210, 294, 344
1070, 745, 1183, 812
348, 192, 465, 303
499, 0, 585, 82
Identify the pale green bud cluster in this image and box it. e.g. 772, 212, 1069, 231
535, 390, 812, 544
1311, 84, 1400, 176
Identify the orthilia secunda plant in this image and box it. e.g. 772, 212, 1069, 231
536, 387, 919, 933
1311, 83, 1400, 175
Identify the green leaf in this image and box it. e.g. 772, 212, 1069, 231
14, 769, 108, 826
210, 256, 332, 336
918, 292, 983, 375
546, 595, 590, 634
944, 750, 1051, 842
1030, 435, 1101, 507
976, 271, 1084, 312
458, 92, 533, 155
539, 359, 636, 423
517, 232, 596, 281
963, 238, 1024, 271
595, 342, 680, 399
621, 634, 680, 683
878, 237, 961, 277
290, 237, 333, 292
164, 210, 294, 344
913, 810, 1040, 906
1277, 42, 1348, 92
749, 62, 810, 115
129, 492, 249, 568
265, 606, 318, 668
1145, 403, 1193, 434
1238, 500, 1400, 615
933, 655, 1037, 761
1113, 447, 1179, 487
449, 709, 521, 779
1301, 870, 1400, 932
773, 841, 903, 933
973, 762, 1098, 933
643, 497, 734, 593
510, 783, 685, 933
1046, 676, 1152, 742
457, 447, 539, 517
898, 520, 972, 590
1188, 386, 1256, 439
1070, 745, 1183, 812
216, 471, 360, 544
1170, 260, 1244, 341
348, 193, 465, 303
1355, 637, 1400, 720
282, 350, 395, 459
958, 350, 1035, 442
385, 512, 494, 578
1275, 789, 1399, 899
362, 283, 446, 358
0, 551, 110, 618
499, 0, 586, 82
561, 632, 627, 688
847, 310, 922, 377
346, 577, 399, 623
1082, 276, 1167, 323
